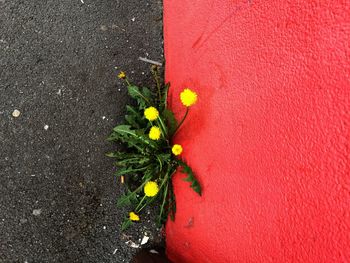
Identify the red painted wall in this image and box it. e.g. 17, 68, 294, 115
164, 0, 350, 262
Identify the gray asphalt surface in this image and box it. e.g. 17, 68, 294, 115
0, 0, 164, 262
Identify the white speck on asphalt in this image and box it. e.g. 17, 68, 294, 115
102, 116, 106, 120
12, 109, 21, 118
20, 218, 28, 224
32, 209, 42, 216
103, 226, 106, 230
44, 125, 49, 130
80, 0, 84, 3
118, 88, 121, 91
125, 240, 140, 248
141, 235, 149, 245
113, 248, 118, 254
56, 89, 62, 95
131, 17, 135, 22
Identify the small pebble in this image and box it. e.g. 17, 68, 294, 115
141, 236, 149, 245
32, 209, 42, 216
12, 109, 21, 118
44, 125, 49, 130
125, 240, 140, 248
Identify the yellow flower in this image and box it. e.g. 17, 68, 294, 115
118, 71, 126, 79
129, 212, 140, 221
144, 107, 159, 121
172, 144, 183, 156
144, 181, 159, 197
180, 88, 197, 107
149, 126, 161, 140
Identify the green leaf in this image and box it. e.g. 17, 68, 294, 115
127, 85, 150, 108
114, 165, 148, 176
113, 124, 136, 136
125, 105, 147, 129
163, 109, 178, 136
121, 219, 132, 231
107, 133, 119, 142
117, 191, 138, 207
116, 156, 150, 167
158, 180, 169, 226
142, 165, 155, 181
157, 153, 171, 163
112, 125, 157, 151
126, 105, 142, 118
142, 87, 153, 99
106, 152, 117, 158
178, 160, 202, 195
125, 114, 139, 128
106, 151, 129, 159
167, 181, 176, 221
160, 82, 170, 110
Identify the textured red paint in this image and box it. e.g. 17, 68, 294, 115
164, 0, 350, 262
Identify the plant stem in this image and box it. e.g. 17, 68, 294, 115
173, 107, 189, 135
156, 79, 161, 102
152, 68, 162, 102
125, 79, 131, 86
157, 117, 168, 138
135, 195, 147, 212
128, 179, 149, 197
159, 181, 169, 223
136, 198, 151, 213
136, 173, 169, 214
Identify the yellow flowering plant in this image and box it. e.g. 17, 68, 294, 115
107, 66, 201, 230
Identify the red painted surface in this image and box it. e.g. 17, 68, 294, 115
164, 0, 350, 262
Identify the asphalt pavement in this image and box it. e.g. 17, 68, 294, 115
0, 0, 164, 262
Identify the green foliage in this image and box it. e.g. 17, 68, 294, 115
108, 67, 201, 230
178, 160, 202, 195
163, 109, 178, 136
121, 219, 132, 231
